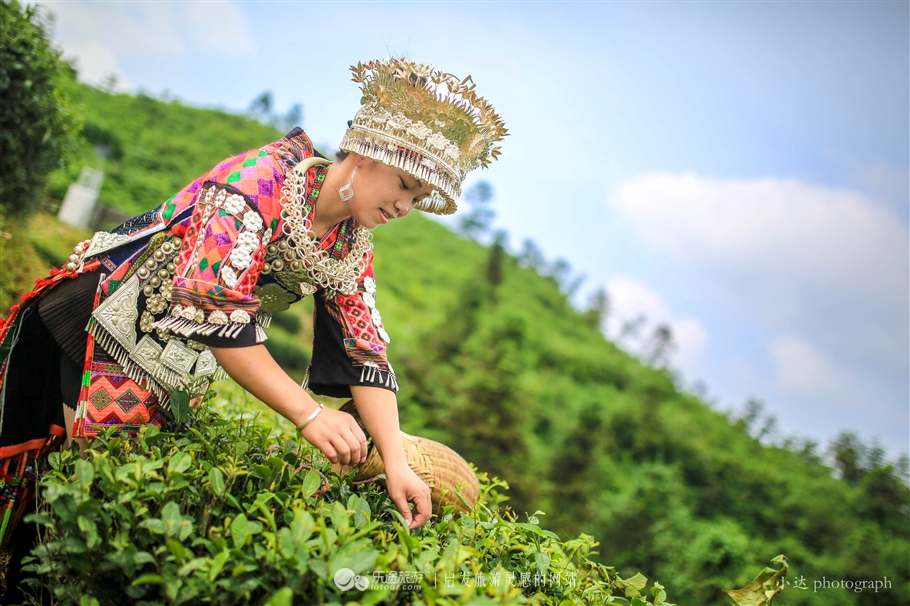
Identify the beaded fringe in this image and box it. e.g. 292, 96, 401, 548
87, 322, 231, 410
340, 130, 458, 215
85, 318, 171, 405
254, 311, 271, 344
300, 364, 398, 392
358, 362, 399, 390
301, 366, 310, 391
152, 310, 271, 341
152, 316, 249, 339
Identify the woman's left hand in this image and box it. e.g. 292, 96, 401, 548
384, 463, 432, 530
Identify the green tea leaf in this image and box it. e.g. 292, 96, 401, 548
615, 572, 649, 599
301, 468, 321, 499
723, 555, 788, 606
139, 518, 166, 535
516, 522, 544, 536
277, 527, 296, 559
623, 573, 648, 591
177, 557, 208, 577
161, 501, 181, 523
208, 550, 230, 582
291, 509, 315, 542
352, 496, 371, 528
75, 458, 94, 487
170, 389, 190, 423
348, 547, 379, 574
651, 582, 669, 604
534, 551, 551, 576
331, 500, 350, 536
168, 451, 192, 475
166, 537, 186, 564
541, 529, 559, 539
251, 463, 273, 481
209, 467, 225, 495
77, 515, 99, 548
231, 513, 250, 549
131, 574, 165, 585
264, 587, 293, 606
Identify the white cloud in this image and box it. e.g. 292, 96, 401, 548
607, 276, 672, 325
67, 40, 121, 87
847, 159, 910, 220
671, 318, 710, 377
770, 335, 858, 399
766, 334, 895, 424
611, 174, 906, 295
184, 3, 255, 55
45, 1, 255, 86
605, 277, 709, 376
609, 173, 909, 378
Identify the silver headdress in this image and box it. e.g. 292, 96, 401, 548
339, 58, 508, 215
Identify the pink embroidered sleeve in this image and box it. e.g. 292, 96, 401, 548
155, 148, 284, 342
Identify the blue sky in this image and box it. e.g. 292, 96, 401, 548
42, 0, 909, 457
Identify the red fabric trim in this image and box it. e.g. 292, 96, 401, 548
1, 260, 102, 331
73, 282, 103, 438
0, 424, 65, 459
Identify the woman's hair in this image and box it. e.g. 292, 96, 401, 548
335, 150, 349, 162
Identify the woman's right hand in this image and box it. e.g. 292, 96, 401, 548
207, 345, 368, 467
299, 406, 368, 466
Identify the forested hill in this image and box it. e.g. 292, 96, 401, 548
24, 81, 910, 605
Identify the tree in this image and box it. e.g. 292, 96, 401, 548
457, 180, 495, 240
547, 402, 614, 536
548, 258, 573, 290
485, 230, 508, 291
0, 0, 81, 216
583, 287, 611, 331
642, 323, 676, 367
247, 91, 274, 123
518, 238, 545, 270
830, 432, 869, 484
733, 397, 778, 442
247, 92, 304, 133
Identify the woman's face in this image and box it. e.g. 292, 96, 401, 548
345, 156, 435, 229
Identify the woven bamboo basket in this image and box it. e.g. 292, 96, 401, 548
330, 400, 480, 515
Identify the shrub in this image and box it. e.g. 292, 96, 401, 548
23, 392, 676, 605
0, 0, 81, 216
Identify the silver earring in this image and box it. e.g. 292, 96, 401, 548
339, 166, 357, 201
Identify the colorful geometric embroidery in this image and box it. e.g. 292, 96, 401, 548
205, 148, 285, 227
78, 346, 162, 438
159, 178, 276, 340
322, 284, 392, 374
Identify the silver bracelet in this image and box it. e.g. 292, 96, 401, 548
296, 403, 325, 433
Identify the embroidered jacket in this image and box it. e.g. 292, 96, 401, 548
81, 128, 397, 404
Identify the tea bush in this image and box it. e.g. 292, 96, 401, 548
23, 392, 675, 606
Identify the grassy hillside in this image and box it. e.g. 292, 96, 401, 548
46, 81, 283, 217
374, 219, 909, 605
4, 81, 907, 605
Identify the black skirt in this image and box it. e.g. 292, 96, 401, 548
0, 271, 101, 452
